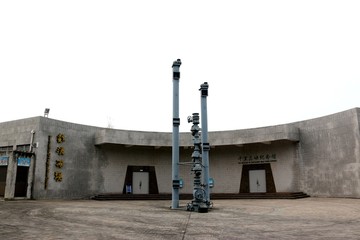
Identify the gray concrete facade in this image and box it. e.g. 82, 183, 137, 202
295, 108, 360, 197
0, 108, 359, 199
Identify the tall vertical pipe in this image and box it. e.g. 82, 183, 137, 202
29, 130, 35, 152
171, 59, 182, 209
200, 82, 210, 202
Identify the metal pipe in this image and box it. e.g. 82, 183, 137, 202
171, 59, 181, 209
29, 130, 35, 152
186, 113, 209, 212
200, 82, 210, 202
28, 130, 36, 199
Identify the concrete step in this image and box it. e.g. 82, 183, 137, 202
91, 192, 310, 201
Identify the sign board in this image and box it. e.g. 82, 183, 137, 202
17, 157, 31, 167
238, 153, 277, 165
0, 156, 9, 166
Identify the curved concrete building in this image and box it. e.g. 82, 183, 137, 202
0, 108, 359, 199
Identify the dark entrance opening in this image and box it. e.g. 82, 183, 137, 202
123, 166, 159, 194
15, 166, 29, 197
0, 166, 7, 197
239, 163, 276, 193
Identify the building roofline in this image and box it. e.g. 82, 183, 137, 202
2, 107, 359, 148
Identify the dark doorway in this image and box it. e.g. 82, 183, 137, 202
15, 166, 29, 197
239, 163, 276, 193
123, 166, 159, 194
0, 166, 7, 197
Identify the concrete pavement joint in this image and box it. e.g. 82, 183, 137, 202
181, 212, 192, 240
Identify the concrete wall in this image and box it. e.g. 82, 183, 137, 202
1, 107, 360, 199
98, 141, 299, 195
0, 117, 105, 199
0, 117, 40, 147
294, 108, 360, 197
98, 144, 195, 194
32, 117, 103, 199
99, 145, 172, 194
208, 146, 243, 193
0, 117, 40, 199
207, 142, 298, 193
95, 123, 300, 147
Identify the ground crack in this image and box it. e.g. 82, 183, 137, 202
182, 212, 192, 240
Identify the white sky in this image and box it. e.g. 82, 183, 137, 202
1, 1, 359, 132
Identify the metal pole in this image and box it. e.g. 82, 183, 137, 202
200, 82, 210, 202
171, 59, 181, 209
29, 130, 35, 152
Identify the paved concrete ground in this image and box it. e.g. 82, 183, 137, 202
0, 198, 360, 240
